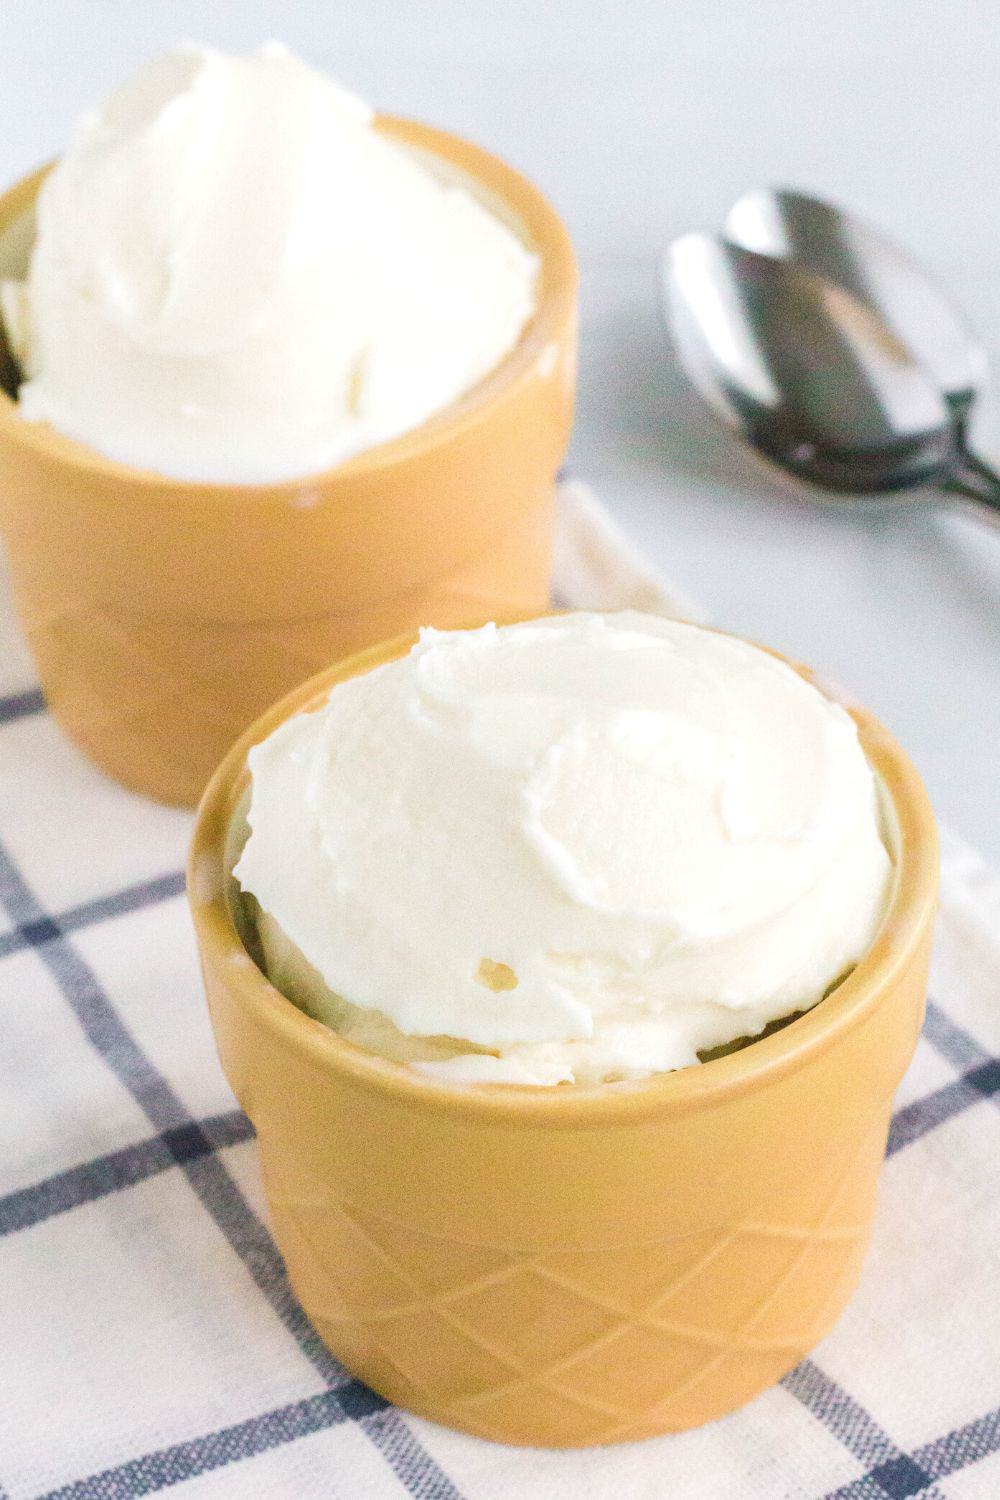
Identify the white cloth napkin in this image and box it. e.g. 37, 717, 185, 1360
0, 480, 997, 1500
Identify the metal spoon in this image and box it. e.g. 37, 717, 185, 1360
724, 187, 987, 429
662, 233, 1000, 523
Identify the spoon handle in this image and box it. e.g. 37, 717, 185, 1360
942, 446, 1000, 527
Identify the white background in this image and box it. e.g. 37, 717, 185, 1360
2, 0, 998, 857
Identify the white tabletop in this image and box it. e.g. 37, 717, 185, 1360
3, 0, 998, 858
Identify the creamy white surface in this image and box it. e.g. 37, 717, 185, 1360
2, 42, 537, 482
234, 613, 893, 1086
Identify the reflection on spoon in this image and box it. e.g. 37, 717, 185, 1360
662, 233, 1000, 527
724, 187, 987, 424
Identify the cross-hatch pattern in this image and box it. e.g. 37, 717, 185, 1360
268, 1123, 878, 1445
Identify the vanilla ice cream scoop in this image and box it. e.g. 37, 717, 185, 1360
234, 613, 894, 1086
2, 42, 537, 482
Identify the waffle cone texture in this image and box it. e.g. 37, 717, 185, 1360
0, 123, 577, 806
188, 631, 939, 1447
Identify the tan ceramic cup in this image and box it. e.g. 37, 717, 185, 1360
0, 123, 576, 807
188, 630, 938, 1447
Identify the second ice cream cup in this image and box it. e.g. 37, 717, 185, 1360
188, 631, 938, 1447
0, 122, 576, 807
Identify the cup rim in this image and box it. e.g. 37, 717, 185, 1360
0, 115, 576, 498
188, 616, 939, 1125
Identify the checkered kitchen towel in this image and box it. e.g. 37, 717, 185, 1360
1, 479, 998, 1500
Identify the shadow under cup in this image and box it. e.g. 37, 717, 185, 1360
0, 120, 577, 807
189, 633, 939, 1448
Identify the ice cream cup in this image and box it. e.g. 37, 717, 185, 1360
0, 122, 576, 807
188, 627, 938, 1447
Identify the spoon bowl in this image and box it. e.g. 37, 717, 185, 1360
724, 188, 986, 421
663, 230, 1000, 524
665, 234, 955, 494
